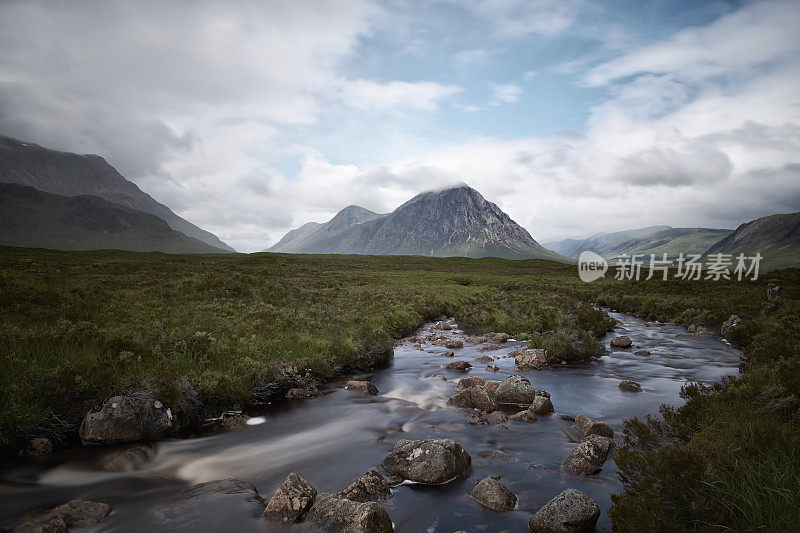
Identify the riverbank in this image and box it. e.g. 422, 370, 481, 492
1, 246, 797, 530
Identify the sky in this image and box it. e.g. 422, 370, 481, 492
1, 0, 799, 252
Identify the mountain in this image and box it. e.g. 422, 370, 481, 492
605, 227, 733, 258
269, 205, 383, 253
545, 226, 671, 258
0, 135, 234, 251
0, 183, 227, 254
268, 185, 569, 261
705, 212, 800, 271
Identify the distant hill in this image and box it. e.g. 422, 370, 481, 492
268, 185, 569, 261
545, 226, 672, 258
0, 135, 234, 251
605, 227, 733, 258
705, 212, 800, 271
0, 183, 228, 254
269, 205, 383, 253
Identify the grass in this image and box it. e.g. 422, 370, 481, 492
0, 245, 797, 531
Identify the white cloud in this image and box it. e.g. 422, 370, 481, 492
459, 0, 584, 38
338, 80, 462, 111
453, 49, 490, 68
489, 83, 522, 105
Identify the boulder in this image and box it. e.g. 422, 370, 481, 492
721, 314, 741, 337
246, 380, 290, 409
344, 380, 379, 395
618, 379, 642, 392
536, 390, 550, 398
264, 473, 317, 523
20, 500, 111, 530
528, 395, 554, 414
285, 385, 321, 399
447, 387, 497, 413
477, 344, 503, 352
767, 284, 782, 302
562, 435, 616, 475
475, 355, 494, 363
486, 365, 500, 372
457, 376, 486, 390
381, 438, 471, 484
446, 361, 472, 371
466, 410, 489, 425
488, 332, 511, 343
528, 489, 600, 533
465, 336, 487, 344
486, 411, 508, 424
610, 336, 632, 348
510, 410, 538, 422
440, 350, 455, 357
470, 477, 517, 511
634, 349, 650, 355
572, 415, 614, 438
220, 412, 249, 431
14, 517, 68, 533
341, 469, 392, 503
514, 349, 548, 370
172, 376, 204, 435
306, 493, 393, 533
444, 339, 464, 349
495, 375, 537, 405
79, 395, 174, 446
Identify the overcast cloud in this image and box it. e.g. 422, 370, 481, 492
0, 0, 798, 251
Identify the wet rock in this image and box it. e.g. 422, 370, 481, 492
465, 336, 487, 344
102, 444, 156, 472
444, 339, 464, 349
79, 395, 174, 446
457, 376, 486, 390
466, 410, 489, 425
344, 380, 379, 395
528, 489, 600, 533
634, 349, 650, 355
609, 336, 632, 348
341, 469, 392, 503
264, 473, 317, 523
478, 450, 516, 462
477, 344, 503, 352
440, 350, 455, 357
514, 349, 548, 370
485, 382, 501, 393
285, 385, 321, 399
562, 435, 616, 475
486, 411, 508, 424
558, 414, 575, 422
573, 415, 614, 438
21, 500, 111, 529
486, 365, 500, 372
173, 377, 204, 435
14, 516, 68, 533
246, 380, 289, 409
381, 438, 471, 484
721, 314, 741, 337
510, 410, 538, 422
470, 477, 517, 511
488, 332, 511, 343
448, 386, 498, 412
220, 411, 249, 431
618, 379, 642, 392
446, 361, 472, 371
306, 493, 393, 533
536, 390, 550, 398
21, 437, 53, 456
475, 355, 494, 363
528, 395, 554, 414
434, 321, 453, 330
495, 375, 537, 405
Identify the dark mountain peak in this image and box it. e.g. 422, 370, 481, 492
330, 205, 380, 223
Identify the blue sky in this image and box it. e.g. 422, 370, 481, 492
0, 0, 798, 251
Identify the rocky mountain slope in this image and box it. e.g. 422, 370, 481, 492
545, 226, 671, 258
268, 185, 568, 261
0, 183, 227, 254
705, 212, 800, 270
0, 135, 234, 251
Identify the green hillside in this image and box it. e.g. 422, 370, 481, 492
604, 227, 733, 258
0, 183, 229, 254
705, 212, 800, 271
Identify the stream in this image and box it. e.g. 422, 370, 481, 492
0, 312, 742, 532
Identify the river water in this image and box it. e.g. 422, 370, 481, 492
0, 312, 741, 532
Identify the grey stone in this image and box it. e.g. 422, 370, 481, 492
79, 395, 174, 445
528, 489, 600, 533
264, 473, 317, 523
470, 477, 517, 511
381, 438, 471, 484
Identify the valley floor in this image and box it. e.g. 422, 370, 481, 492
0, 246, 797, 530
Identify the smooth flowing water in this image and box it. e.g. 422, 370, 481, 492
0, 312, 741, 532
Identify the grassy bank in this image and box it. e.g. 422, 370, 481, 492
1, 246, 797, 530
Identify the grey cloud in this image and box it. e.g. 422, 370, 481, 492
615, 145, 732, 187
